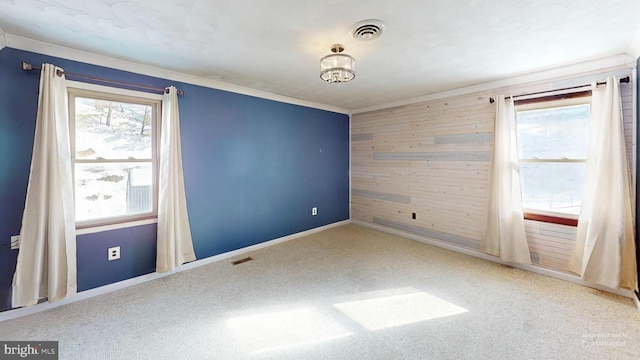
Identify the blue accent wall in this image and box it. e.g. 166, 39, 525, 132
0, 47, 350, 311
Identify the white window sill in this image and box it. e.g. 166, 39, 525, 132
76, 218, 158, 235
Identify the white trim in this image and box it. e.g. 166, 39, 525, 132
627, 24, 640, 59
634, 292, 640, 313
4, 34, 350, 115
348, 114, 352, 220
515, 95, 591, 111
76, 218, 158, 235
0, 27, 5, 50
178, 220, 349, 272
352, 220, 634, 299
353, 54, 632, 114
633, 67, 638, 218
66, 80, 163, 100
0, 220, 350, 322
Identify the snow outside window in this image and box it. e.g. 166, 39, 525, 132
68, 86, 160, 228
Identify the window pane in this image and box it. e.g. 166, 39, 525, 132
75, 162, 153, 222
519, 162, 585, 215
517, 104, 589, 159
75, 97, 152, 160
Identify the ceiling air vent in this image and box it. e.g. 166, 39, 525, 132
351, 19, 385, 41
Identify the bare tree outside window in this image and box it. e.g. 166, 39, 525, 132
69, 89, 159, 225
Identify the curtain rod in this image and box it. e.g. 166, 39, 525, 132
21, 61, 185, 96
489, 76, 630, 103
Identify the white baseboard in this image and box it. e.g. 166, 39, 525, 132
0, 220, 350, 322
352, 220, 634, 299
178, 220, 350, 272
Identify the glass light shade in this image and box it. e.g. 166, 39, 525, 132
320, 53, 355, 83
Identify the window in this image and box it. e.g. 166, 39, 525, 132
68, 84, 161, 228
515, 96, 591, 223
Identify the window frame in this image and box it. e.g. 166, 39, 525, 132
515, 93, 592, 226
67, 81, 162, 232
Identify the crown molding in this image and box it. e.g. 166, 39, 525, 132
5, 32, 633, 117
627, 23, 640, 60
3, 34, 350, 115
353, 54, 633, 114
0, 28, 6, 50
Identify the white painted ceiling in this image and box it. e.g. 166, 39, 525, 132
0, 0, 639, 111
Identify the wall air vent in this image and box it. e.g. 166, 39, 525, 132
351, 19, 385, 41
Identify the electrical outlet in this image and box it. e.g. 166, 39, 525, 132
312, 207, 318, 216
10, 235, 20, 250
108, 246, 120, 261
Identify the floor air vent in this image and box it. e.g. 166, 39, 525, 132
231, 257, 253, 265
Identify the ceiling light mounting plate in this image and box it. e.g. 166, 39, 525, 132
331, 44, 345, 53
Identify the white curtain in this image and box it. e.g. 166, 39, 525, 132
12, 64, 76, 307
483, 95, 532, 264
157, 86, 196, 272
570, 77, 637, 291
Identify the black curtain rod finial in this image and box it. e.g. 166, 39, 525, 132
164, 88, 186, 97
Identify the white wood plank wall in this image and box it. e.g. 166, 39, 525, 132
351, 71, 635, 274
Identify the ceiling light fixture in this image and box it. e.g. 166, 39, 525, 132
320, 44, 355, 83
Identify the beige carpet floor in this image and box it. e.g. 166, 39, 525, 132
1, 224, 639, 359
